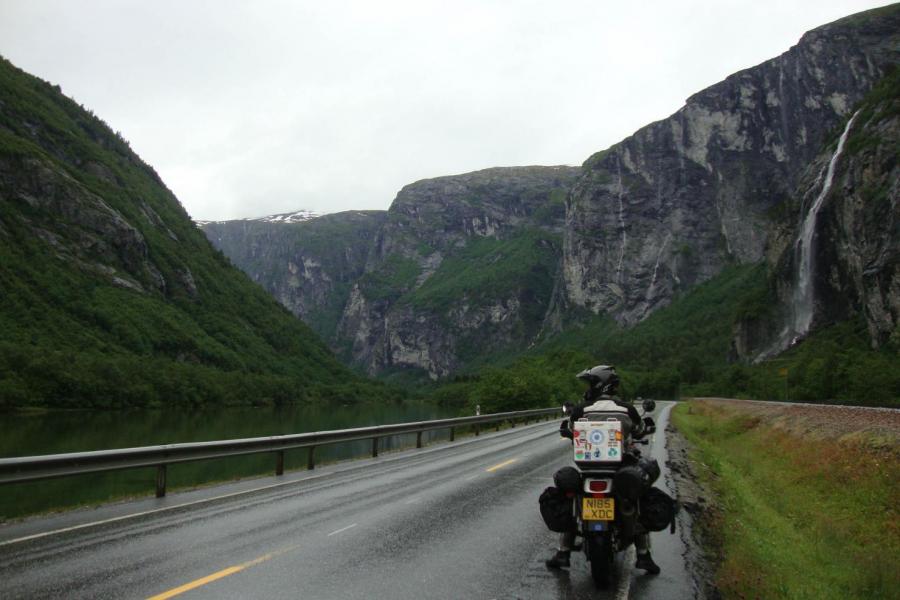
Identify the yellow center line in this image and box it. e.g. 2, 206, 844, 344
146, 551, 279, 600
486, 458, 517, 472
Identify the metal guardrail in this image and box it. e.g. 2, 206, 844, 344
0, 407, 560, 497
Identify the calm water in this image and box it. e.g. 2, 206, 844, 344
0, 402, 459, 519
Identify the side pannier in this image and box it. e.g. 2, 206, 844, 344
539, 486, 576, 532
639, 486, 678, 533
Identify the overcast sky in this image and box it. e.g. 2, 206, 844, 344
0, 1, 892, 221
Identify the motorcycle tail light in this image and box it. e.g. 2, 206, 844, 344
587, 479, 610, 493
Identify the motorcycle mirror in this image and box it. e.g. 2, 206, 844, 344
562, 402, 573, 415
642, 398, 656, 413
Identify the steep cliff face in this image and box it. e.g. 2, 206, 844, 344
204, 166, 580, 378
561, 6, 899, 326
738, 67, 900, 358
201, 210, 386, 343
338, 166, 580, 378
821, 89, 899, 346
201, 6, 898, 379
0, 154, 168, 295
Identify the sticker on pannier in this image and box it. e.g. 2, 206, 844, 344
573, 419, 622, 462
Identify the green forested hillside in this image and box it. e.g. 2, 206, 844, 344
428, 66, 900, 412
429, 264, 768, 410
0, 56, 388, 409
432, 263, 900, 411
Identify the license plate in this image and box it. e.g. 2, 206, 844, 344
582, 497, 615, 521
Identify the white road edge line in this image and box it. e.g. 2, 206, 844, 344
327, 523, 358, 537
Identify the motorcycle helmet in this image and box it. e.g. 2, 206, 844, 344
576, 364, 620, 396
553, 466, 582, 493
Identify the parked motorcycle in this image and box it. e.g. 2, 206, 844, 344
540, 398, 677, 588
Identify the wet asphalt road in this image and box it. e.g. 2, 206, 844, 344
0, 403, 698, 599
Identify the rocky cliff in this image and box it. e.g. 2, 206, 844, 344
817, 76, 899, 347
202, 210, 386, 344
203, 6, 899, 379
339, 166, 579, 378
204, 166, 580, 378
734, 66, 900, 359
560, 5, 899, 327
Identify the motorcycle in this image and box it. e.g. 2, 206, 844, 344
540, 398, 677, 588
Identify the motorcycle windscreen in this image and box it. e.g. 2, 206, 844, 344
572, 419, 623, 463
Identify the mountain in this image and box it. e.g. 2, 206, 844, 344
198, 209, 320, 227
201, 210, 387, 345
202, 166, 580, 378
0, 56, 384, 409
735, 64, 900, 359
202, 5, 899, 385
560, 4, 898, 328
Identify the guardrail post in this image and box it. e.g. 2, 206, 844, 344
475, 424, 479, 437
372, 437, 379, 458
416, 431, 423, 449
156, 464, 167, 498
307, 446, 316, 470
276, 451, 284, 476
510, 420, 516, 429
449, 427, 455, 442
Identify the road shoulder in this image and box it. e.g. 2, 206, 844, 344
666, 413, 722, 600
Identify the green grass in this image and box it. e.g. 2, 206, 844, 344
532, 188, 568, 223
844, 64, 899, 156
359, 254, 421, 302
672, 401, 899, 599
407, 228, 559, 314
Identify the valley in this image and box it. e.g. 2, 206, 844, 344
200, 6, 899, 406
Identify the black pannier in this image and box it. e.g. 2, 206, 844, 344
539, 486, 575, 532
613, 465, 646, 500
614, 457, 661, 500
640, 486, 678, 532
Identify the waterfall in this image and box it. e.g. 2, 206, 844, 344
790, 110, 859, 338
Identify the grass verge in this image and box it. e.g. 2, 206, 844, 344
672, 400, 899, 599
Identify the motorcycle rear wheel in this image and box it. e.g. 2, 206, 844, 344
587, 533, 614, 588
